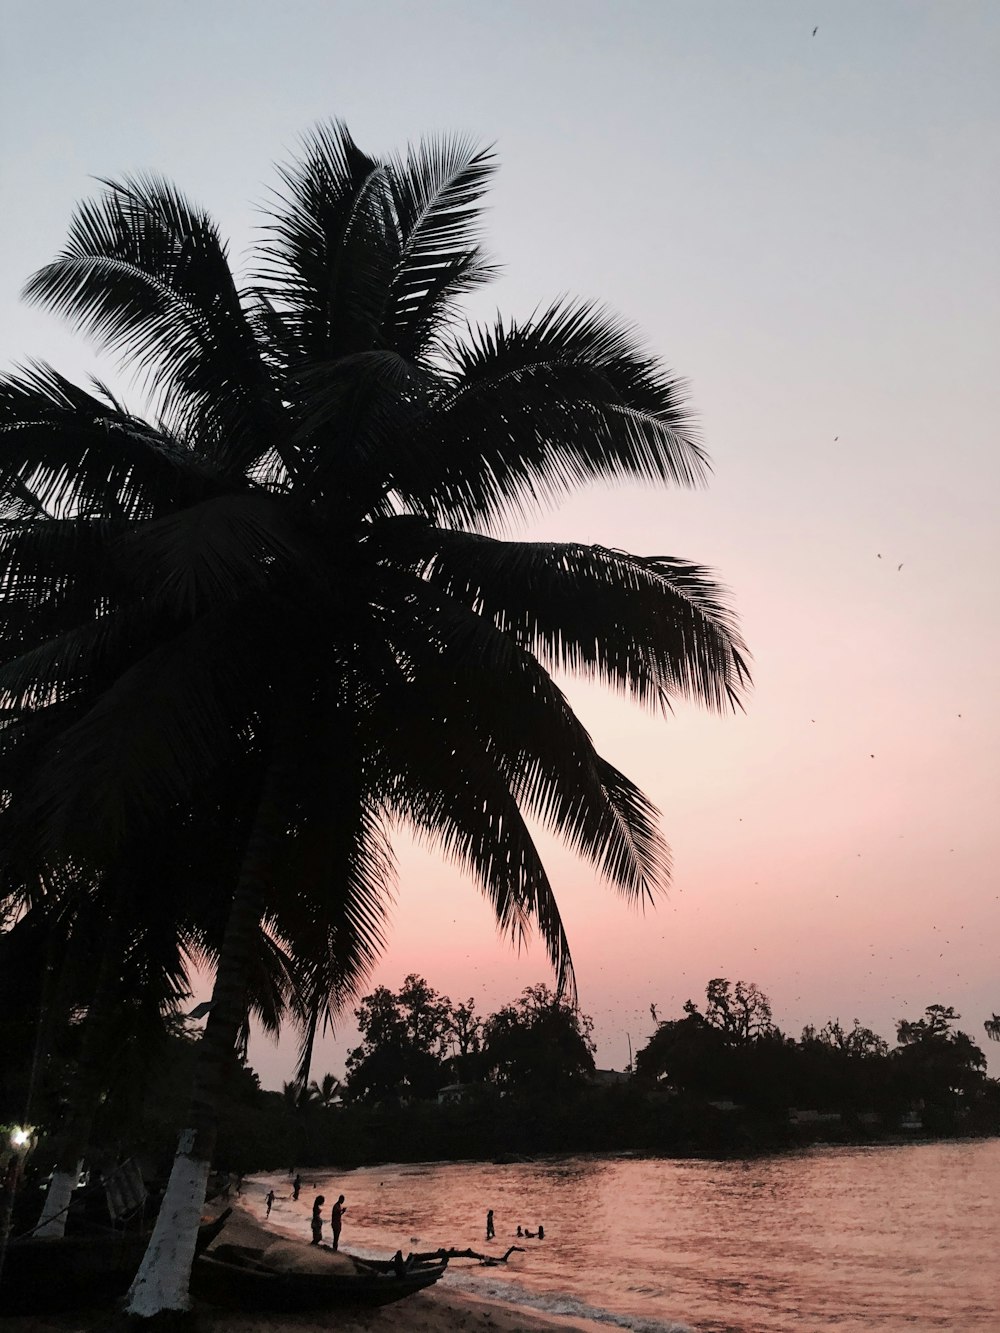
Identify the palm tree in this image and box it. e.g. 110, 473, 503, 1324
985, 1015, 1000, 1042
0, 123, 748, 1317
309, 1072, 343, 1108
280, 1080, 316, 1108
280, 1071, 340, 1109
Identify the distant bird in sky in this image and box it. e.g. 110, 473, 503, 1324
897, 563, 904, 571
834, 435, 838, 441
812, 27, 818, 36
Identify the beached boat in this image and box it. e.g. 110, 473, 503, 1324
0, 1210, 231, 1313
192, 1243, 449, 1310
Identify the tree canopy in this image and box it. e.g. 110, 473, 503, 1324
635, 981, 991, 1130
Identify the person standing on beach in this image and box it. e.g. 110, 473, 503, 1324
264, 1189, 275, 1217
486, 1209, 495, 1240
311, 1195, 325, 1245
292, 1173, 302, 1201
331, 1194, 347, 1250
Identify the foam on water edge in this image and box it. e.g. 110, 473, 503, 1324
441, 1265, 696, 1333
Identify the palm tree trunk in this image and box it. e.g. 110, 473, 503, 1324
35, 887, 129, 1239
125, 762, 286, 1319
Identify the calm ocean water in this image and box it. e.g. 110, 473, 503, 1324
254, 1139, 1000, 1332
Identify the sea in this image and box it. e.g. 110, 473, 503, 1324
252, 1139, 1000, 1332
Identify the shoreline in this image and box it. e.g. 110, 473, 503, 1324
2, 1190, 621, 1333
218, 1190, 620, 1332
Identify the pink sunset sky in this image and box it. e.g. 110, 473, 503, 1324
2, 1, 998, 1083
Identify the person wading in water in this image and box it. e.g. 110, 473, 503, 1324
310, 1195, 325, 1245
331, 1194, 347, 1250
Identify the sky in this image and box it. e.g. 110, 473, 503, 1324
3, 0, 998, 1086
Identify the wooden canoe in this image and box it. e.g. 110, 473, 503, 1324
192, 1243, 449, 1310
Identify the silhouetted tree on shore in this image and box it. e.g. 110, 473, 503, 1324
483, 983, 596, 1090
634, 980, 992, 1130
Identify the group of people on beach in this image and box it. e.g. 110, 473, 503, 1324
311, 1192, 347, 1249
261, 1170, 302, 1216
259, 1182, 541, 1252
260, 1172, 347, 1252
487, 1209, 544, 1240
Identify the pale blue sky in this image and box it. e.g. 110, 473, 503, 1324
3, 1, 998, 1083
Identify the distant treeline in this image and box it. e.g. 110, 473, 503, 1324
21, 974, 994, 1178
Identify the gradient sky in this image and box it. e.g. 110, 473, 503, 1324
3, 1, 998, 1085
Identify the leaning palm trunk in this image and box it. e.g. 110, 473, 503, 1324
125, 770, 285, 1317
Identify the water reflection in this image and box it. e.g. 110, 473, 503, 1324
268, 1139, 999, 1331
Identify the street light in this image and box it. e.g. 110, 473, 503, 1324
1, 1123, 37, 1287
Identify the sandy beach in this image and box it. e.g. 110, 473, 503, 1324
4, 1194, 614, 1333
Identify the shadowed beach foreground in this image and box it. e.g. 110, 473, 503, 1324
3, 1201, 612, 1333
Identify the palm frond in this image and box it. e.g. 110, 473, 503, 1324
286, 350, 428, 508
389, 525, 751, 712
0, 364, 226, 521
291, 1004, 320, 1089
22, 179, 284, 476
369, 578, 669, 904
0, 605, 147, 712
123, 491, 304, 619
380, 713, 577, 999
383, 135, 497, 359
266, 731, 395, 1085
393, 299, 707, 529
27, 607, 269, 848
257, 121, 394, 361
0, 515, 118, 645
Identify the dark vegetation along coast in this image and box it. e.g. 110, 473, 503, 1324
267, 977, 999, 1169
5, 972, 996, 1197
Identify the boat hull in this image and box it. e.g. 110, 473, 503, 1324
192, 1247, 448, 1311
0, 1212, 231, 1314
0, 1231, 149, 1312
